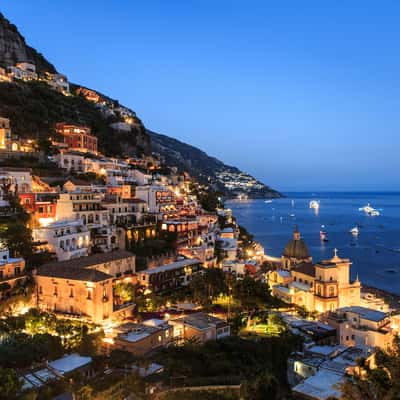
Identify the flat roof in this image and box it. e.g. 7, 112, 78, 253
172, 312, 227, 331
293, 369, 343, 400
49, 354, 92, 375
117, 322, 168, 343
142, 258, 201, 275
338, 306, 388, 322
307, 345, 347, 358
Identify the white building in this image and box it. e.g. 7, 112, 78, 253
33, 220, 90, 261
45, 73, 70, 94
0, 167, 32, 193
8, 62, 37, 81
56, 192, 109, 229
55, 152, 85, 173
326, 306, 394, 349
135, 185, 175, 216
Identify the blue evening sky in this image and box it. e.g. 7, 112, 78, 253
2, 1, 400, 191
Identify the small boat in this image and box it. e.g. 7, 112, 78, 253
309, 200, 320, 210
290, 213, 296, 218
264, 200, 273, 204
350, 226, 359, 236
359, 203, 380, 216
320, 226, 328, 241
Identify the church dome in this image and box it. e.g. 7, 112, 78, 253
283, 228, 310, 259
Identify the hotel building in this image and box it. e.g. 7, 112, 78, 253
56, 123, 98, 154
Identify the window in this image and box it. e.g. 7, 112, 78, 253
329, 286, 335, 297
70, 288, 74, 298
54, 286, 58, 296
39, 286, 42, 294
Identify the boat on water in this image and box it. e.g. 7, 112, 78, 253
309, 200, 320, 210
264, 200, 273, 204
359, 203, 380, 216
290, 213, 296, 218
350, 226, 359, 236
320, 225, 328, 242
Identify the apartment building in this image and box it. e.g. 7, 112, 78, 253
33, 219, 90, 261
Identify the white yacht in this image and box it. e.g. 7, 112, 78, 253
309, 200, 320, 210
350, 226, 359, 236
359, 203, 380, 216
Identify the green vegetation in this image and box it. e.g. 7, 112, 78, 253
162, 390, 239, 399
113, 282, 137, 305
0, 367, 22, 400
0, 81, 150, 156
189, 268, 227, 305
150, 130, 281, 198
0, 309, 101, 368
339, 337, 400, 400
0, 193, 33, 260
155, 334, 301, 399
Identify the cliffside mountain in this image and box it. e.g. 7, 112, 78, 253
0, 12, 280, 197
0, 12, 56, 73
150, 130, 281, 198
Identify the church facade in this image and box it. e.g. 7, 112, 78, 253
268, 228, 361, 313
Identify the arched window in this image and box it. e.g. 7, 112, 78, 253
329, 286, 335, 297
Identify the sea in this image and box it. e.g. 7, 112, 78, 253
227, 192, 400, 295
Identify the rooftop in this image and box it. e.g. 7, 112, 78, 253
338, 306, 388, 322
172, 312, 227, 330
293, 369, 343, 400
294, 262, 315, 277
37, 264, 113, 282
117, 321, 169, 343
48, 353, 92, 375
143, 258, 201, 275
40, 250, 134, 271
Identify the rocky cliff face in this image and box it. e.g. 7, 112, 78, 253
0, 13, 56, 73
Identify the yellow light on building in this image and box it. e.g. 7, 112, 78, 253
39, 217, 55, 227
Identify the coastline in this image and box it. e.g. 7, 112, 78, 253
362, 285, 400, 309
227, 196, 400, 310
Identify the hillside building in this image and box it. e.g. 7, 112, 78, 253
56, 123, 98, 154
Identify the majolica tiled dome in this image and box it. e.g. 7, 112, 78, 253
283, 228, 310, 259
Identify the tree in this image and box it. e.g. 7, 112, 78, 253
188, 268, 227, 305
241, 372, 280, 400
113, 282, 136, 305
78, 330, 104, 357
108, 349, 135, 369
339, 337, 400, 400
75, 385, 93, 400
0, 367, 22, 399
232, 276, 274, 326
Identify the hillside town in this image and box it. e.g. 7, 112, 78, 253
0, 11, 400, 400
0, 111, 399, 400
